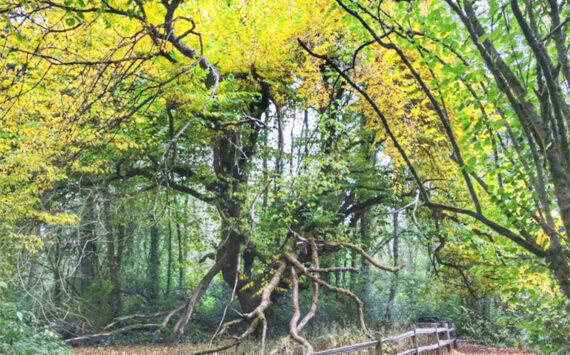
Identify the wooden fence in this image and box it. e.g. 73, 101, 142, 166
298, 323, 457, 355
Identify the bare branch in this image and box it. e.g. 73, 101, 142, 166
289, 266, 314, 353
320, 241, 404, 272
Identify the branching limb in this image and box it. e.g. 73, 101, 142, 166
289, 266, 314, 353
103, 309, 173, 330
297, 39, 430, 202
65, 323, 161, 343
319, 240, 404, 272
63, 304, 185, 343
298, 239, 320, 330
270, 239, 320, 355
427, 202, 547, 258
170, 253, 229, 343
308, 266, 359, 273
244, 261, 287, 319
198, 252, 216, 263
216, 318, 244, 337
191, 316, 262, 355
284, 250, 372, 338
194, 261, 287, 355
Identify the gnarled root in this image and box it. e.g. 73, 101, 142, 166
194, 261, 288, 355
66, 233, 400, 351
271, 239, 320, 355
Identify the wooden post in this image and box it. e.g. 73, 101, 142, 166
413, 325, 419, 354
445, 322, 452, 351
452, 323, 458, 349
375, 334, 383, 355
435, 323, 441, 355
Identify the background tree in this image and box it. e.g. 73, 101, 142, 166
308, 0, 570, 301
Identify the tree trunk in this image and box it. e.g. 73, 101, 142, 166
262, 113, 269, 208
207, 82, 270, 336
384, 212, 400, 324
546, 250, 570, 301
27, 253, 37, 291
148, 216, 159, 305
176, 222, 184, 291
79, 194, 96, 293
53, 235, 62, 305
114, 225, 125, 316
359, 210, 372, 301
104, 198, 121, 317
166, 221, 172, 295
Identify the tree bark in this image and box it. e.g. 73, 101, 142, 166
148, 215, 159, 305
53, 235, 63, 305
166, 221, 172, 295
176, 222, 184, 291
359, 210, 372, 302
114, 224, 125, 315
104, 197, 121, 317
384, 212, 400, 324
79, 193, 96, 293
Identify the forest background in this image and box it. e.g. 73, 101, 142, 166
1, 0, 570, 354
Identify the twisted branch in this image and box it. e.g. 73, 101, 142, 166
289, 266, 314, 353
284, 250, 372, 338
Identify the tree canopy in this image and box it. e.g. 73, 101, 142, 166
1, 0, 569, 354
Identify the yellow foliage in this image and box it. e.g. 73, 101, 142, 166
0, 0, 344, 232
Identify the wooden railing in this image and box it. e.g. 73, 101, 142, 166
297, 323, 457, 355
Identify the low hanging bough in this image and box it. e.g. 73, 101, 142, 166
66, 232, 403, 355
203, 234, 404, 354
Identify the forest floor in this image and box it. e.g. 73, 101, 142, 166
72, 339, 537, 355
451, 340, 536, 354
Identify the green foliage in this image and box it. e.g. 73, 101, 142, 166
456, 300, 517, 346
512, 295, 570, 354
0, 301, 70, 355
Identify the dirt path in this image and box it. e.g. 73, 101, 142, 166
451, 340, 536, 355
73, 339, 537, 354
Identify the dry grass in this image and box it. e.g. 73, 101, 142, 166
71, 327, 539, 355
73, 341, 539, 355
71, 323, 367, 355
72, 340, 266, 355
451, 340, 538, 355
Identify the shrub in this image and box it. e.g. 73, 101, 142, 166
0, 301, 70, 355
